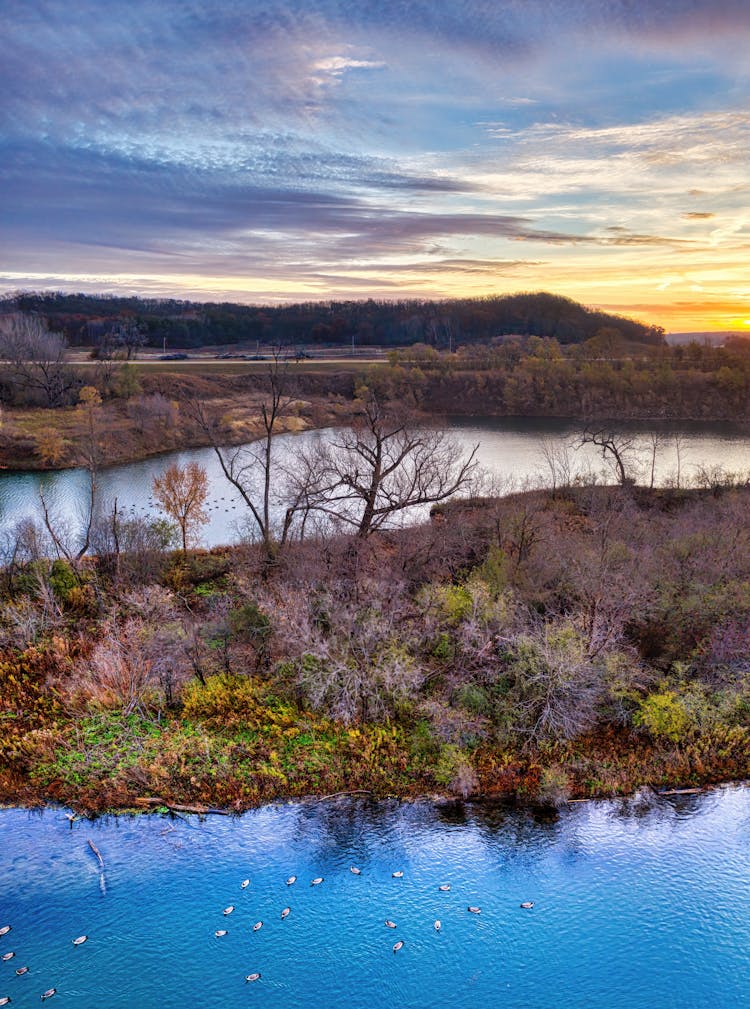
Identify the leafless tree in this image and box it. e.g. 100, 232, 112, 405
537, 435, 575, 492
646, 431, 665, 489
0, 313, 79, 407
304, 394, 480, 538
580, 427, 638, 486
191, 355, 313, 559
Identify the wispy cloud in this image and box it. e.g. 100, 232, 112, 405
2, 1, 750, 328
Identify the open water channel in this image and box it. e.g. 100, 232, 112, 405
1, 787, 750, 1008
0, 418, 748, 550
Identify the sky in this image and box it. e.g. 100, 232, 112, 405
2, 1, 750, 332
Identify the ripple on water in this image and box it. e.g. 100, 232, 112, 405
2, 791, 750, 1008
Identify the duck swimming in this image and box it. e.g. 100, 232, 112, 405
434, 920, 441, 931
14, 969, 27, 977
0, 996, 9, 1005
467, 906, 481, 914
215, 930, 228, 938
72, 937, 87, 946
393, 941, 404, 952
245, 973, 261, 982
438, 884, 451, 892
252, 922, 263, 932
41, 990, 56, 1001
286, 876, 297, 886
520, 902, 534, 909
1, 955, 13, 963
240, 880, 250, 889
310, 877, 324, 886
223, 906, 234, 916
384, 920, 397, 929
281, 908, 290, 919
350, 866, 361, 875
392, 871, 404, 878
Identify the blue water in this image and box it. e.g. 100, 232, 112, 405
2, 789, 750, 1008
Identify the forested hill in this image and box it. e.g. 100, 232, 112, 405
5, 291, 664, 350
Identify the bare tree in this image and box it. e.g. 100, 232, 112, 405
580, 427, 638, 486
306, 394, 480, 538
537, 435, 575, 493
646, 431, 665, 489
191, 356, 315, 559
0, 313, 79, 407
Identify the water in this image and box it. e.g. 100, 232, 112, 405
1, 418, 749, 550
2, 788, 750, 1008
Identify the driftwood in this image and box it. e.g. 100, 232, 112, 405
314, 789, 374, 803
87, 839, 105, 869
135, 797, 231, 816
658, 787, 703, 796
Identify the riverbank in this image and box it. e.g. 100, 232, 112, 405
0, 369, 359, 471
4, 345, 750, 471
1, 485, 749, 816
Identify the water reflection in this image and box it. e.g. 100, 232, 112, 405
1, 418, 749, 550
2, 789, 750, 1007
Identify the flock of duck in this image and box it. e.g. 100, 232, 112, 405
1, 867, 535, 998
210, 866, 535, 985
0, 922, 86, 1003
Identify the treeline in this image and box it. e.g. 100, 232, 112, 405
3, 291, 662, 349
376, 338, 750, 421
1, 484, 749, 813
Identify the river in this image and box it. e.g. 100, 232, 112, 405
0, 418, 748, 551
1, 788, 750, 1008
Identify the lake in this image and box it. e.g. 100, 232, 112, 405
2, 787, 750, 1008
1, 417, 748, 551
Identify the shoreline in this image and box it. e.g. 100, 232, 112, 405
2, 777, 746, 821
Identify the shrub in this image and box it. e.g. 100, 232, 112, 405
434, 743, 478, 798
634, 690, 694, 742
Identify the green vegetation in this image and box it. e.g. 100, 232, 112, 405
1, 483, 749, 814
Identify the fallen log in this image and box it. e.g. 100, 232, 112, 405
87, 839, 104, 869
134, 797, 230, 816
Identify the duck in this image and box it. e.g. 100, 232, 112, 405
14, 969, 27, 978
393, 941, 404, 953
350, 866, 362, 875
286, 876, 297, 886
72, 936, 87, 946
223, 906, 235, 916
438, 884, 451, 892
252, 922, 262, 932
280, 908, 290, 920
467, 906, 481, 914
0, 929, 9, 938
384, 920, 397, 929
214, 930, 228, 938
520, 901, 534, 909
0, 996, 9, 1005
245, 973, 261, 983
1, 955, 13, 963
41, 990, 57, 1001
310, 877, 324, 886
240, 880, 250, 890
434, 920, 441, 931
391, 871, 404, 878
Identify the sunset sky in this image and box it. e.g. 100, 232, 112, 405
2, 1, 750, 332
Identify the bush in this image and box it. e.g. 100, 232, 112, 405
634, 690, 694, 742
434, 743, 478, 798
